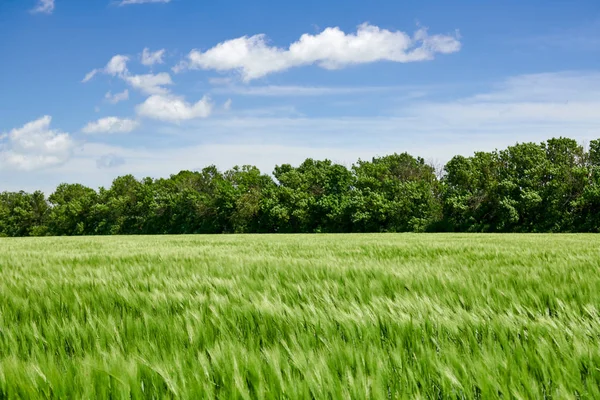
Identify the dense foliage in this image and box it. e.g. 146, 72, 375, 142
3, 137, 600, 236
2, 234, 600, 398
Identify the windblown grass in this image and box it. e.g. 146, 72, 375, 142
0, 234, 599, 398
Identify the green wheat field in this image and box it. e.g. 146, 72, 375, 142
1, 234, 599, 399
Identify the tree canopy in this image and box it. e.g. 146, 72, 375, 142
3, 137, 600, 236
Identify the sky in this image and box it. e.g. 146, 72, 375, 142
1, 0, 599, 193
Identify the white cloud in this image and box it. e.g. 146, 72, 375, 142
82, 55, 129, 82
213, 85, 403, 97
82, 117, 140, 134
209, 77, 233, 86
136, 94, 213, 122
0, 116, 73, 171
152, 71, 600, 158
31, 0, 54, 14
232, 105, 304, 118
96, 154, 125, 169
119, 0, 171, 4
83, 55, 174, 95
406, 71, 600, 127
176, 23, 461, 81
470, 72, 600, 103
83, 70, 99, 82
105, 55, 130, 75
223, 99, 232, 111
523, 21, 600, 51
105, 89, 130, 104
141, 48, 166, 66
124, 72, 172, 94
8, 71, 600, 194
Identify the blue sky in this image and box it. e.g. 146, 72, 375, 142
1, 0, 599, 192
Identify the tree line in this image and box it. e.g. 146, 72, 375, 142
3, 137, 600, 236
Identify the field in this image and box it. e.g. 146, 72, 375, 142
1, 234, 599, 399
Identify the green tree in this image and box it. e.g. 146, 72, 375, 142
48, 184, 98, 235
353, 153, 440, 232
0, 191, 49, 236
269, 159, 354, 233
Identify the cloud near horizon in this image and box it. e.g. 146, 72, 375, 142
8, 70, 598, 181
96, 154, 126, 169
0, 116, 73, 171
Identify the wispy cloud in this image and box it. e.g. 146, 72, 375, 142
209, 77, 233, 86
83, 54, 174, 95
161, 71, 600, 154
8, 71, 600, 194
141, 48, 166, 66
522, 20, 600, 51
97, 154, 126, 169
406, 71, 600, 128
119, 0, 171, 5
212, 85, 405, 97
105, 89, 130, 104
31, 0, 55, 14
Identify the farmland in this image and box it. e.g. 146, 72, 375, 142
1, 234, 599, 398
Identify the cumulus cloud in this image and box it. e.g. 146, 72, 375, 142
136, 94, 213, 122
83, 54, 174, 96
175, 23, 461, 81
141, 48, 166, 66
105, 55, 130, 76
119, 0, 171, 4
82, 55, 130, 82
105, 89, 129, 104
31, 0, 54, 14
124, 72, 172, 95
0, 116, 73, 171
82, 117, 140, 134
